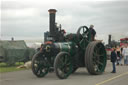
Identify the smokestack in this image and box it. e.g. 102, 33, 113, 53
48, 9, 57, 37
108, 34, 111, 45
11, 37, 14, 41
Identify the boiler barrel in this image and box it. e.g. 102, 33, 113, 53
54, 42, 76, 54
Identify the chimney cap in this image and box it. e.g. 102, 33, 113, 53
48, 9, 57, 13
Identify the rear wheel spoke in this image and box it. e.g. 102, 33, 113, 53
96, 61, 103, 66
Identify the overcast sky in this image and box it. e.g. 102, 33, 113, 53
1, 0, 128, 44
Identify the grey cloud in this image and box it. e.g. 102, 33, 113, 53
87, 1, 128, 8
1, 0, 128, 43
1, 1, 31, 9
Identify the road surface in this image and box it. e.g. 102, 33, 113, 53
0, 61, 128, 85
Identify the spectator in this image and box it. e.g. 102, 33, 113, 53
122, 44, 128, 65
116, 46, 122, 65
111, 48, 117, 73
120, 46, 124, 65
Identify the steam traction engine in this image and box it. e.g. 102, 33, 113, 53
31, 9, 107, 79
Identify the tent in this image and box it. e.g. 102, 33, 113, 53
0, 40, 35, 65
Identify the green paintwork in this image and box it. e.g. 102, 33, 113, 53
56, 42, 77, 56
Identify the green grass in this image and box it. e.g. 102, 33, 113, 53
0, 62, 26, 73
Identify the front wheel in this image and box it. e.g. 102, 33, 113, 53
32, 52, 49, 77
54, 52, 73, 79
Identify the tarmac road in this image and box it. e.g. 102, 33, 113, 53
0, 61, 128, 85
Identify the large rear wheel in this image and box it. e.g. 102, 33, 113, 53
85, 41, 107, 75
32, 52, 49, 77
54, 52, 73, 79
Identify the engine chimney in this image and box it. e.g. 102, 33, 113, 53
108, 34, 111, 45
48, 9, 57, 37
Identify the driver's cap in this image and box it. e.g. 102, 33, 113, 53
90, 25, 94, 28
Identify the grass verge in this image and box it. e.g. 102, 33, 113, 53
0, 62, 26, 73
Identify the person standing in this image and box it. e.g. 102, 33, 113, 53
122, 44, 128, 65
116, 46, 122, 65
111, 48, 117, 73
89, 25, 96, 41
120, 46, 124, 65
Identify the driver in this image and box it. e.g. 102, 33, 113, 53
89, 25, 96, 41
